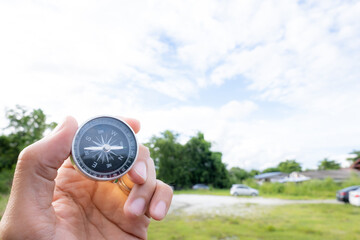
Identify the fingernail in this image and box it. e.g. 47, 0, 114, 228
129, 198, 146, 216
134, 161, 147, 181
154, 201, 166, 219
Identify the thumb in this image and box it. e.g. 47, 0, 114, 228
9, 116, 77, 210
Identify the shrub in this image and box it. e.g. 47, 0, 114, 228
0, 166, 15, 194
256, 176, 360, 198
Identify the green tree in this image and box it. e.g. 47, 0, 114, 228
346, 150, 360, 163
318, 158, 341, 170
229, 167, 250, 183
146, 131, 230, 189
183, 132, 230, 188
262, 167, 281, 173
249, 169, 260, 177
145, 130, 188, 188
0, 135, 18, 170
210, 151, 230, 188
277, 159, 302, 173
0, 105, 56, 170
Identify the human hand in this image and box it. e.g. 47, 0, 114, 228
0, 116, 173, 240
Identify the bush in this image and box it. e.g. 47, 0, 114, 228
0, 166, 15, 194
256, 176, 360, 198
242, 178, 259, 189
260, 182, 285, 194
342, 173, 360, 187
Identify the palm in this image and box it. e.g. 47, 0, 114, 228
50, 159, 149, 240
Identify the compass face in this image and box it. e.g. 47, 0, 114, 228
71, 116, 138, 181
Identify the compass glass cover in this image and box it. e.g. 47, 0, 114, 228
72, 116, 138, 180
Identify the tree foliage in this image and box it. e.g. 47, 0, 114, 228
0, 105, 56, 170
318, 158, 341, 170
346, 150, 360, 163
277, 159, 302, 173
229, 167, 251, 184
249, 169, 260, 177
145, 131, 189, 187
262, 167, 281, 173
145, 131, 230, 189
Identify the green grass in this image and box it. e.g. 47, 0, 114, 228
0, 194, 9, 218
0, 167, 14, 194
255, 176, 360, 199
175, 189, 231, 196
174, 189, 334, 200
2, 192, 359, 239
149, 204, 360, 240
175, 176, 360, 199
254, 194, 330, 200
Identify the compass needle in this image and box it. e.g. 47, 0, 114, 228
84, 146, 103, 151
111, 146, 124, 150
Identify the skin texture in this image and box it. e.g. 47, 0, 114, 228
0, 116, 173, 240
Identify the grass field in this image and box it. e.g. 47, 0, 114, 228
174, 189, 336, 200
175, 189, 231, 196
149, 203, 360, 240
0, 194, 9, 218
1, 193, 360, 239
176, 176, 360, 200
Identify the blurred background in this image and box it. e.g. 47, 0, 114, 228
1, 1, 360, 239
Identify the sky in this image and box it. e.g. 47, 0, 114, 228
0, 0, 359, 170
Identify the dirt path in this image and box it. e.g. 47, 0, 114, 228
169, 194, 340, 216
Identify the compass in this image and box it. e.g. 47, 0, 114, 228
71, 116, 138, 181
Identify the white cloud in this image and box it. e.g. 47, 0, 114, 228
137, 100, 258, 142
220, 100, 258, 120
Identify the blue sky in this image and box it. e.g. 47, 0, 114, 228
0, 0, 359, 170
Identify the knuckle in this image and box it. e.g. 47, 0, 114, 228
165, 183, 174, 195
17, 145, 37, 165
156, 179, 164, 186
17, 140, 44, 170
149, 176, 157, 190
139, 145, 151, 159
157, 180, 174, 195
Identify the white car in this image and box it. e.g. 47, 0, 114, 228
349, 189, 360, 206
230, 184, 259, 196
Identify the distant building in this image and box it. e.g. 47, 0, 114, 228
300, 160, 360, 182
254, 166, 360, 184
278, 172, 310, 183
301, 168, 360, 182
350, 158, 360, 171
254, 172, 287, 184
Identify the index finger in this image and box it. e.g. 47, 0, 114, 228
117, 116, 141, 134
